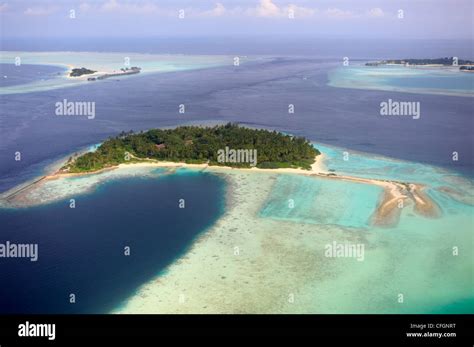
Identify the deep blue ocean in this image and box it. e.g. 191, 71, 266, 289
0, 170, 225, 313
0, 38, 472, 313
2, 37, 473, 59
0, 64, 66, 87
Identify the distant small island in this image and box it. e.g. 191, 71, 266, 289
366, 57, 474, 68
69, 66, 142, 80
69, 67, 97, 77
62, 124, 320, 173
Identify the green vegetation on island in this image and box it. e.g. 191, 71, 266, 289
69, 67, 96, 77
63, 124, 320, 173
366, 57, 474, 67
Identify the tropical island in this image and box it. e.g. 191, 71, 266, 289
68, 66, 142, 80
365, 57, 474, 67
2, 124, 441, 232
69, 67, 96, 77
62, 124, 320, 173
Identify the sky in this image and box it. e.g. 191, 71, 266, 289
0, 0, 473, 39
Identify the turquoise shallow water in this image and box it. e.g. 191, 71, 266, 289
259, 143, 473, 313
328, 65, 474, 97
316, 143, 473, 187
371, 205, 473, 313
260, 174, 382, 229
390, 73, 473, 91
0, 52, 234, 94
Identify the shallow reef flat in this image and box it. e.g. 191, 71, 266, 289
328, 65, 474, 97
0, 51, 237, 94
113, 146, 472, 313
114, 166, 473, 313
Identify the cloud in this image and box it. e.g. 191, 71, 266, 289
101, 0, 122, 12
286, 4, 317, 18
197, 3, 227, 17
19, 1, 384, 21
76, 0, 179, 16
367, 8, 384, 18
79, 1, 232, 18
79, 3, 91, 12
246, 0, 316, 18
209, 3, 226, 17
325, 8, 355, 19
0, 3, 8, 13
100, 0, 161, 14
24, 6, 58, 16
256, 0, 280, 17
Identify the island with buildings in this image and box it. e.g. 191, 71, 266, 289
365, 57, 474, 69
68, 66, 141, 81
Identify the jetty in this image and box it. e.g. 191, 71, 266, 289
88, 67, 141, 81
